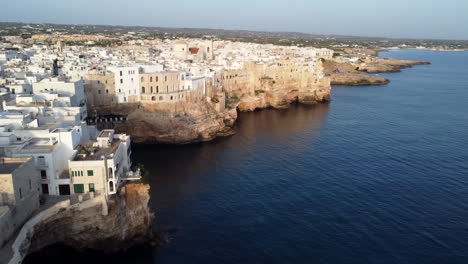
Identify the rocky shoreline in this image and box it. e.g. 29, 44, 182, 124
10, 184, 156, 264
91, 52, 430, 144
324, 53, 430, 86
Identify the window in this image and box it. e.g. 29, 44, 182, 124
74, 184, 84, 194
109, 181, 114, 192
89, 183, 95, 192
87, 170, 94, 176
120, 71, 122, 76
41, 170, 47, 179
108, 168, 113, 178
72, 171, 83, 177
159, 96, 163, 101
142, 87, 145, 93
29, 179, 32, 190
156, 76, 158, 82
37, 156, 46, 166
106, 89, 109, 94
19, 188, 22, 199
165, 76, 167, 82
156, 86, 159, 93
150, 77, 153, 82
98, 90, 101, 94
120, 79, 123, 84
41, 184, 49, 194
150, 86, 153, 93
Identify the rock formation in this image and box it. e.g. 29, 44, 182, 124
10, 184, 154, 264
357, 58, 431, 73
221, 59, 331, 112
322, 56, 429, 86
92, 59, 332, 144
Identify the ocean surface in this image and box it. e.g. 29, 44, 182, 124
25, 50, 468, 264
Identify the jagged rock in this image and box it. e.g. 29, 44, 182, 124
12, 184, 155, 264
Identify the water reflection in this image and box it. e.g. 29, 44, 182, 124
132, 103, 330, 213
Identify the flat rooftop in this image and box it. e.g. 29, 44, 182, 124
0, 157, 30, 174
73, 139, 121, 161
0, 162, 23, 174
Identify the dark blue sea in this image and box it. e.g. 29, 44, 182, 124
26, 50, 468, 264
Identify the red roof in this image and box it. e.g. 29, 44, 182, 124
189, 47, 199, 55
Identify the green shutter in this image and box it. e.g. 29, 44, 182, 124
89, 183, 95, 192
87, 170, 94, 176
74, 184, 84, 193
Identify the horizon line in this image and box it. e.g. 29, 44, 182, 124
1, 20, 468, 42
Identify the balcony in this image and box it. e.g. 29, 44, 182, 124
58, 171, 70, 179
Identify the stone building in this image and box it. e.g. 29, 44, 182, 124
0, 157, 40, 247
139, 71, 206, 103
84, 71, 118, 108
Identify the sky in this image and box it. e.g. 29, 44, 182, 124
3, 0, 468, 40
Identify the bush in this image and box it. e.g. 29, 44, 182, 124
255, 90, 265, 95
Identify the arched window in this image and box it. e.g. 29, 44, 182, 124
152, 96, 156, 101
151, 86, 153, 93
108, 168, 113, 178
165, 76, 167, 82
156, 86, 159, 93
109, 181, 114, 192
141, 86, 145, 93
159, 96, 163, 101
150, 77, 153, 82
170, 96, 173, 100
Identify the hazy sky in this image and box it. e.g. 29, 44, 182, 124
3, 0, 468, 40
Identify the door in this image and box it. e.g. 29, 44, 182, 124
41, 184, 49, 194
59, 184, 71, 195
73, 184, 84, 194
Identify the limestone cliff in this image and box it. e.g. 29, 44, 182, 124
357, 58, 430, 73
221, 59, 331, 112
10, 184, 154, 264
91, 59, 331, 144
93, 100, 237, 144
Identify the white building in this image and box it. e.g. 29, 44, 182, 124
107, 66, 139, 103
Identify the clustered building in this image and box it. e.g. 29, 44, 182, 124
0, 32, 333, 245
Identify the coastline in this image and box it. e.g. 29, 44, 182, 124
17, 49, 437, 263
89, 49, 431, 145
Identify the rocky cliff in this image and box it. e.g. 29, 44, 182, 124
323, 57, 429, 86
94, 100, 237, 144
92, 60, 332, 144
11, 184, 154, 263
234, 79, 331, 112
357, 58, 431, 73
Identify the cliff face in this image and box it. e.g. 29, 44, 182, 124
94, 99, 237, 144
235, 79, 331, 112
222, 59, 331, 112
92, 60, 332, 144
357, 58, 431, 73
13, 184, 154, 263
